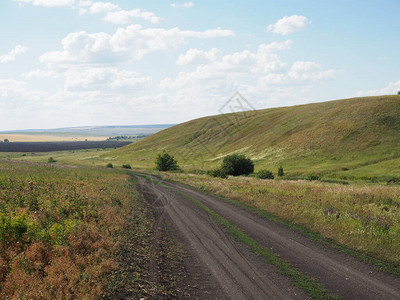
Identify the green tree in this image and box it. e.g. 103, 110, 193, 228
278, 166, 284, 177
156, 152, 180, 171
221, 154, 254, 176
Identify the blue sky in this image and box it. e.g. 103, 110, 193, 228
0, 0, 399, 130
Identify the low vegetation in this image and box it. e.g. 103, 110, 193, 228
160, 172, 400, 269
0, 141, 130, 153
256, 169, 274, 179
0, 160, 182, 298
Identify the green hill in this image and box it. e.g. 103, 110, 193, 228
102, 95, 400, 181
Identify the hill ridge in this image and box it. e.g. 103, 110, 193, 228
103, 95, 400, 180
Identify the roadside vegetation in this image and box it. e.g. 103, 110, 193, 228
0, 161, 185, 298
159, 172, 400, 270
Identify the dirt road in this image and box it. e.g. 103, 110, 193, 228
137, 175, 400, 299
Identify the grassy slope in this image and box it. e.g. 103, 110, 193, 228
103, 95, 400, 180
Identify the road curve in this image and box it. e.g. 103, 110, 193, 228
160, 179, 400, 300
137, 176, 306, 300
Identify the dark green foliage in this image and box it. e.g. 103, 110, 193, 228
257, 169, 274, 179
278, 166, 284, 177
122, 164, 132, 169
3, 139, 9, 143
47, 157, 56, 163
307, 173, 320, 181
398, 91, 400, 95
221, 154, 254, 176
155, 152, 180, 171
207, 168, 228, 179
106, 163, 114, 168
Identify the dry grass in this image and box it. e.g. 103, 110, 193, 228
161, 173, 400, 267
0, 161, 132, 298
0, 134, 107, 142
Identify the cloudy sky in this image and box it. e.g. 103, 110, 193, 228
0, 0, 399, 130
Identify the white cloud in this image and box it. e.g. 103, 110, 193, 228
177, 48, 221, 65
103, 9, 161, 24
0, 79, 46, 109
64, 67, 151, 91
356, 80, 400, 97
80, 1, 162, 24
171, 2, 194, 8
14, 0, 76, 7
160, 42, 335, 110
88, 1, 118, 14
0, 45, 27, 63
267, 15, 309, 35
23, 69, 59, 79
40, 25, 234, 65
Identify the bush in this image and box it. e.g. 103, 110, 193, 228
207, 168, 228, 179
256, 169, 274, 179
106, 163, 113, 168
307, 173, 320, 181
122, 164, 132, 169
221, 154, 254, 176
47, 157, 56, 163
155, 152, 179, 171
278, 166, 284, 177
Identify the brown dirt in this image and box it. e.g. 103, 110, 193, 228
137, 176, 307, 299
159, 178, 400, 300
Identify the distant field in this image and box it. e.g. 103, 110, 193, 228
0, 141, 131, 152
0, 133, 108, 142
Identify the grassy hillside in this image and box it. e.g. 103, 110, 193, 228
102, 95, 400, 181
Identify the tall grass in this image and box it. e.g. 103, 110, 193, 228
160, 173, 400, 268
0, 161, 133, 298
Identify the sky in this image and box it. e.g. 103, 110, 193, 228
0, 0, 399, 130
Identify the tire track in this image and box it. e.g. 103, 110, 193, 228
137, 176, 306, 299
165, 180, 400, 300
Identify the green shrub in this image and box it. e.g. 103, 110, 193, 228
278, 166, 284, 177
48, 157, 56, 163
106, 163, 114, 168
155, 152, 180, 171
256, 169, 274, 179
307, 173, 320, 181
122, 164, 132, 169
207, 168, 228, 179
221, 154, 254, 176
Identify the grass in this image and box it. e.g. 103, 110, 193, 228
101, 95, 400, 181
149, 177, 338, 299
0, 160, 184, 298
159, 172, 400, 272
0, 133, 108, 142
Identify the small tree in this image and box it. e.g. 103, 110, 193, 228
122, 164, 132, 169
4, 139, 9, 143
278, 166, 284, 177
398, 91, 400, 95
48, 157, 56, 163
106, 163, 113, 168
256, 169, 274, 179
221, 154, 254, 176
156, 152, 179, 171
